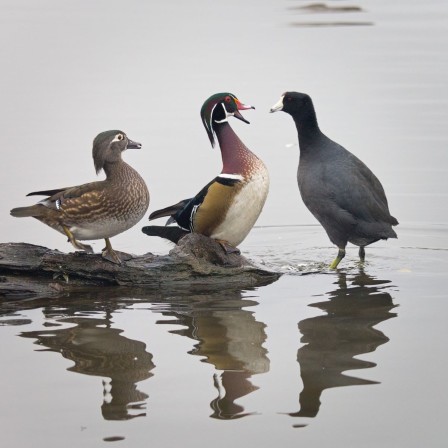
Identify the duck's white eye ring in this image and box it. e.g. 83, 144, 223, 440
111, 133, 125, 143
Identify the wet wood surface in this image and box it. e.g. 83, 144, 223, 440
0, 234, 280, 299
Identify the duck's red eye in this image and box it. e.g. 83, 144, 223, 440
225, 96, 231, 103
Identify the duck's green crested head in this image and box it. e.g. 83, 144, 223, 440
200, 92, 254, 147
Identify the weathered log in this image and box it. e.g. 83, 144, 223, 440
0, 234, 280, 299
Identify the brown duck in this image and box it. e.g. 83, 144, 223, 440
10, 130, 150, 264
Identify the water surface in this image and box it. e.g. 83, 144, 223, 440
1, 1, 448, 447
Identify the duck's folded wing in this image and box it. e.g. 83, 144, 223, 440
27, 187, 69, 197
36, 181, 106, 212
148, 175, 241, 231
148, 177, 217, 229
170, 179, 217, 231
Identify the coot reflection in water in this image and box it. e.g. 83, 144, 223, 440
290, 271, 398, 425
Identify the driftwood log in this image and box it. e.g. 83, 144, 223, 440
0, 234, 280, 299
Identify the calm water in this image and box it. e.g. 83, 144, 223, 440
1, 0, 448, 447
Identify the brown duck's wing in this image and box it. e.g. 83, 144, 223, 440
27, 188, 70, 197
38, 181, 107, 212
56, 182, 106, 200
27, 180, 106, 200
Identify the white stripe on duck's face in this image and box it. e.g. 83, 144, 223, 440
214, 103, 232, 124
111, 133, 125, 143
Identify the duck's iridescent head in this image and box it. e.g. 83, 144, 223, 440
200, 93, 254, 147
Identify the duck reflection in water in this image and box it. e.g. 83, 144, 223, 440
291, 270, 397, 423
157, 289, 269, 419
20, 311, 154, 421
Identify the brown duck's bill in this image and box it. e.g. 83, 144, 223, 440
127, 138, 142, 149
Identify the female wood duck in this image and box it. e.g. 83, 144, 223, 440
144, 92, 269, 253
10, 130, 150, 264
270, 91, 398, 268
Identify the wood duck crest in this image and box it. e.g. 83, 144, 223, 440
145, 92, 269, 251
201, 92, 262, 178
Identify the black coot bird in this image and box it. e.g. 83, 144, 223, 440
270, 91, 398, 268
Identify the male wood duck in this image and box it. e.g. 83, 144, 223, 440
10, 130, 150, 264
143, 92, 269, 253
270, 91, 398, 268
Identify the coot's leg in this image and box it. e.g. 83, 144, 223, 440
359, 246, 366, 261
329, 247, 345, 269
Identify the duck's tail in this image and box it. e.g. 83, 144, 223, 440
10, 205, 44, 218
148, 199, 191, 222
141, 225, 189, 244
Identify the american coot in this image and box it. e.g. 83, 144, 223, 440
144, 92, 270, 253
270, 91, 398, 268
10, 130, 150, 264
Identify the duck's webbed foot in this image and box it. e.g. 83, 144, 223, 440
101, 238, 123, 265
216, 239, 241, 255
329, 247, 345, 269
63, 226, 94, 253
